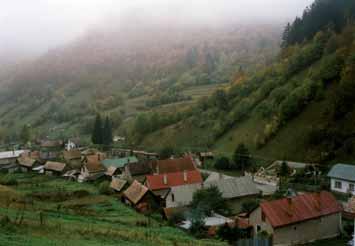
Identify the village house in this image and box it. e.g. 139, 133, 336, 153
0, 150, 27, 173
79, 154, 106, 182
327, 163, 355, 195
122, 180, 160, 213
39, 140, 63, 160
145, 170, 203, 205
63, 150, 82, 169
102, 156, 139, 177
151, 156, 197, 174
110, 177, 128, 192
44, 161, 67, 176
17, 155, 38, 172
165, 183, 202, 208
123, 161, 152, 182
249, 191, 343, 245
204, 176, 260, 200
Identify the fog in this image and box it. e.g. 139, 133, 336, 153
0, 0, 313, 60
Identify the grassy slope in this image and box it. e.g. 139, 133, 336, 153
0, 173, 225, 246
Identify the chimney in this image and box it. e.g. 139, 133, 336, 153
156, 165, 160, 174
163, 174, 168, 185
286, 197, 293, 216
183, 170, 187, 182
315, 192, 321, 211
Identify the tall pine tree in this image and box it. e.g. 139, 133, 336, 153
103, 116, 113, 145
92, 114, 103, 144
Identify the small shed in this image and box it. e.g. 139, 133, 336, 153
110, 177, 128, 192
17, 156, 37, 172
63, 150, 82, 169
122, 180, 160, 213
44, 161, 66, 176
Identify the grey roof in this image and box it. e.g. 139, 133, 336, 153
204, 176, 259, 199
169, 183, 202, 207
204, 172, 234, 183
327, 164, 355, 182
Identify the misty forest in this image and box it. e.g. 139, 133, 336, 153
1, 0, 355, 245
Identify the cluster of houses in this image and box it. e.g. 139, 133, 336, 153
1, 141, 355, 245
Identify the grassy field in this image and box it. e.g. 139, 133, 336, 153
0, 173, 225, 246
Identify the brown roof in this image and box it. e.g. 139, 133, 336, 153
44, 161, 66, 172
151, 156, 196, 174
84, 160, 106, 173
110, 178, 127, 192
127, 162, 152, 176
84, 153, 106, 163
260, 191, 342, 228
63, 150, 81, 161
123, 180, 149, 205
105, 166, 119, 176
17, 156, 36, 167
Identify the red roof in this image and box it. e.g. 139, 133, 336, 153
146, 170, 203, 190
260, 191, 342, 228
151, 156, 196, 174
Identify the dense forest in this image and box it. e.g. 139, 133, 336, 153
137, 0, 355, 163
0, 22, 280, 142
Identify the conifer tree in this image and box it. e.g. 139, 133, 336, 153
103, 116, 113, 145
92, 114, 103, 144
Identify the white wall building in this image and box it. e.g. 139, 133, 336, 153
328, 164, 355, 195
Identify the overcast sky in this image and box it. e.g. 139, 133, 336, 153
0, 0, 314, 59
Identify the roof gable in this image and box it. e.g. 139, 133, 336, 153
146, 170, 203, 190
260, 191, 342, 228
44, 161, 66, 172
204, 176, 259, 199
152, 156, 196, 174
327, 163, 355, 182
123, 180, 149, 204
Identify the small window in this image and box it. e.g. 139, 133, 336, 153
262, 212, 265, 222
294, 226, 297, 230
335, 181, 342, 189
257, 225, 261, 232
350, 184, 355, 192
171, 193, 175, 202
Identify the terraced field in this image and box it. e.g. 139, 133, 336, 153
0, 173, 225, 246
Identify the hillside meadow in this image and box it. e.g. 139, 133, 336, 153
0, 173, 226, 246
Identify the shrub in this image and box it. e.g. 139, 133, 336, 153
214, 157, 230, 170
0, 175, 18, 186
99, 181, 112, 195
241, 200, 259, 213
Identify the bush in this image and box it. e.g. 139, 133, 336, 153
99, 181, 113, 195
214, 157, 230, 170
241, 200, 259, 213
0, 175, 18, 186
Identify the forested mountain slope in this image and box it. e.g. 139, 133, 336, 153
0, 21, 280, 141
140, 0, 355, 164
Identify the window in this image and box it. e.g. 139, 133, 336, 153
261, 212, 265, 222
171, 193, 175, 202
350, 183, 355, 192
335, 181, 342, 189
257, 225, 261, 232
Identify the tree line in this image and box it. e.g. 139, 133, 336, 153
91, 114, 113, 145
282, 0, 355, 47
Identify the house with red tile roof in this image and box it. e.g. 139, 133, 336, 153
249, 191, 343, 245
145, 170, 203, 203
